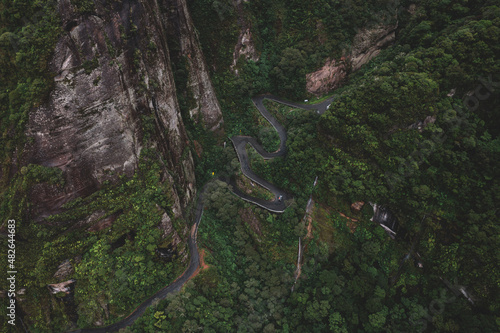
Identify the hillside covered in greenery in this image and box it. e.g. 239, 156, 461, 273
1, 0, 499, 332
133, 0, 499, 332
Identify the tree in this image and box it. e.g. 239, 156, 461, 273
271, 48, 307, 99
329, 312, 348, 333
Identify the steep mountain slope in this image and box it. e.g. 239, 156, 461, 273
27, 0, 196, 220
0, 0, 223, 331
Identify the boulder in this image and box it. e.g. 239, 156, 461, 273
53, 259, 74, 281
350, 201, 365, 213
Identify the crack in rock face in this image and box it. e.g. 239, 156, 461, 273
232, 28, 260, 73
26, 0, 201, 221
306, 24, 397, 95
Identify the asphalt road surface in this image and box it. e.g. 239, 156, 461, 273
229, 95, 334, 212
67, 95, 335, 332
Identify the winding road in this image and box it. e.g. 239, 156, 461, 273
229, 95, 334, 212
68, 94, 334, 332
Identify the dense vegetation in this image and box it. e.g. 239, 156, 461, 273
1, 148, 191, 331
0, 0, 61, 217
1, 0, 499, 332
133, 0, 499, 332
318, 0, 500, 319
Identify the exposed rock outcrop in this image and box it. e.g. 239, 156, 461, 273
306, 58, 348, 96
26, 0, 201, 220
350, 24, 397, 71
53, 260, 74, 281
159, 211, 187, 257
408, 115, 437, 132
350, 201, 365, 213
231, 0, 259, 73
165, 0, 224, 131
48, 279, 75, 295
86, 211, 120, 232
370, 203, 400, 239
306, 24, 397, 95
232, 28, 260, 72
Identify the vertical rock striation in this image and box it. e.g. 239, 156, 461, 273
25, 0, 218, 221
164, 0, 224, 131
306, 24, 397, 95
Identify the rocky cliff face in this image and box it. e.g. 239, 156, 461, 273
350, 24, 398, 71
25, 0, 219, 221
306, 24, 397, 95
164, 0, 224, 131
306, 58, 348, 96
231, 28, 259, 73
231, 0, 259, 73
